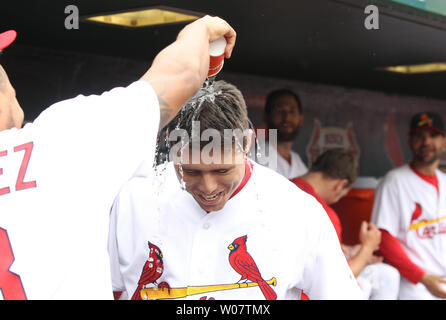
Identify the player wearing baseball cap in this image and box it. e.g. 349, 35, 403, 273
108, 81, 363, 300
371, 112, 446, 299
0, 17, 236, 299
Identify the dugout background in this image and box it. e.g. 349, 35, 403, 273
2, 0, 446, 178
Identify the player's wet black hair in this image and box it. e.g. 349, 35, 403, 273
310, 148, 358, 186
166, 80, 253, 151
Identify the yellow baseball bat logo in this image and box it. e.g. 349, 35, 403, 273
409, 215, 446, 230
139, 277, 277, 300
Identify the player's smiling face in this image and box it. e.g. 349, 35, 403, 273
409, 128, 446, 165
174, 148, 246, 213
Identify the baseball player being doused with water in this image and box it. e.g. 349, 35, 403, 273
108, 80, 364, 300
372, 112, 446, 300
0, 16, 236, 299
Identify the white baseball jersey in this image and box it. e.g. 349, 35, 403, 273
250, 140, 308, 180
371, 164, 446, 298
0, 81, 159, 299
109, 161, 362, 300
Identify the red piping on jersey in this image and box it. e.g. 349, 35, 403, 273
230, 159, 253, 199
291, 177, 343, 244
409, 163, 439, 195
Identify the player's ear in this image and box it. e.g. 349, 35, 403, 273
341, 179, 350, 189
332, 180, 341, 194
333, 179, 349, 192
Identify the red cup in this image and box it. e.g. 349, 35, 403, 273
208, 37, 226, 77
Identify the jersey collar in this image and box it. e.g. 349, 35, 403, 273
409, 163, 439, 194
229, 158, 253, 200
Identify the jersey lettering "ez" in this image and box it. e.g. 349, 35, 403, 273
0, 141, 36, 299
0, 142, 37, 196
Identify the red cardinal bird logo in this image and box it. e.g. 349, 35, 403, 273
228, 235, 277, 300
411, 203, 422, 223
132, 242, 167, 300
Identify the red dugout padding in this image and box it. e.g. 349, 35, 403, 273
330, 188, 376, 246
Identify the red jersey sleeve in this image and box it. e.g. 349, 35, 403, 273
379, 229, 425, 284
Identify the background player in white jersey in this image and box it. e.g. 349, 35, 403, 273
371, 112, 446, 299
0, 16, 236, 299
109, 80, 363, 300
251, 89, 308, 179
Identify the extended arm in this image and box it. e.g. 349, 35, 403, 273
140, 16, 236, 129
347, 222, 381, 277
379, 229, 446, 298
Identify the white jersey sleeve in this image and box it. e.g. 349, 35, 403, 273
32, 80, 160, 195
0, 80, 160, 299
302, 204, 363, 299
371, 172, 401, 236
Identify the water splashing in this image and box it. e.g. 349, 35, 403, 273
256, 133, 263, 160
193, 77, 222, 109
206, 75, 217, 87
